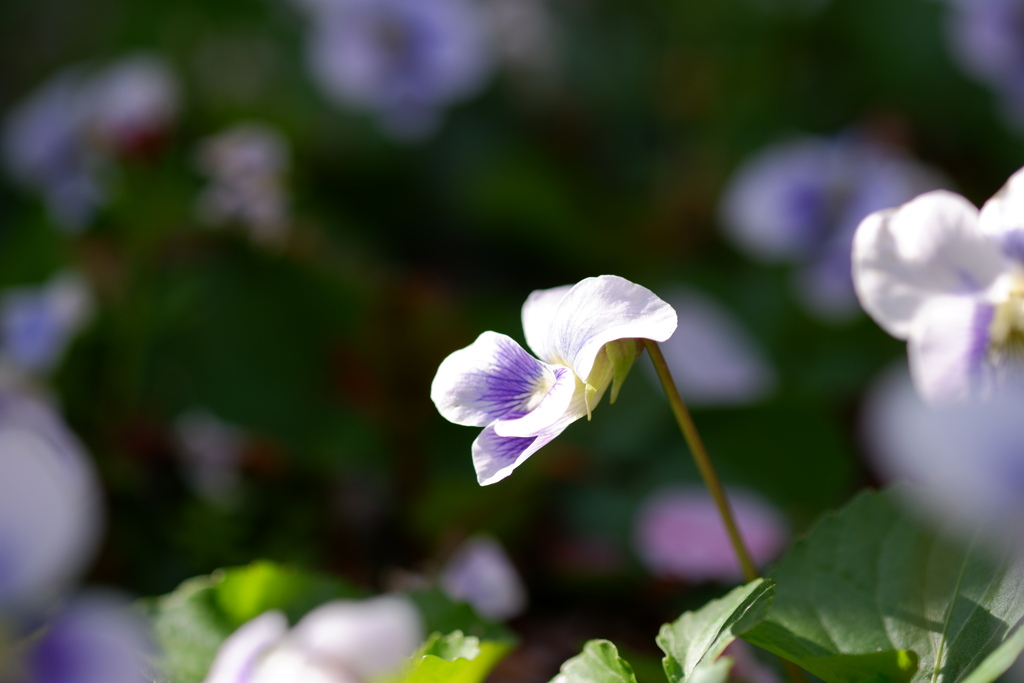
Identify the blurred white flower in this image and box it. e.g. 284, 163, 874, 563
861, 362, 1024, 547
852, 167, 1024, 404
484, 0, 558, 89
0, 389, 100, 611
295, 0, 495, 140
22, 592, 152, 683
196, 122, 291, 245
719, 134, 946, 320
634, 486, 788, 583
0, 272, 93, 376
174, 410, 247, 503
85, 54, 179, 157
653, 288, 775, 406
438, 535, 526, 621
204, 595, 424, 683
2, 54, 179, 230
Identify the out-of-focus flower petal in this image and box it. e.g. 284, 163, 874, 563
979, 166, 1024, 263
853, 190, 1006, 339
0, 391, 100, 609
0, 272, 93, 374
204, 611, 289, 683
289, 595, 423, 681
906, 296, 995, 404
655, 289, 775, 406
27, 592, 152, 683
439, 535, 526, 621
547, 275, 678, 385
86, 54, 179, 156
174, 410, 247, 503
862, 362, 1024, 547
634, 486, 788, 583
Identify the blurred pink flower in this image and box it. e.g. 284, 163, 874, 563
439, 535, 526, 621
634, 487, 788, 583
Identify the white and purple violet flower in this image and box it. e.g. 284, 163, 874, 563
852, 166, 1024, 404
719, 134, 946, 320
430, 275, 677, 485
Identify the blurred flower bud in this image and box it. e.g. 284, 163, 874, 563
439, 535, 527, 621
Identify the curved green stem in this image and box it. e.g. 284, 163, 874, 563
643, 339, 759, 583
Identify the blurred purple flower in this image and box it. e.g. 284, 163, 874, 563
0, 388, 100, 612
654, 288, 775, 406
861, 362, 1024, 548
296, 0, 494, 140
204, 596, 424, 683
439, 535, 526, 621
0, 272, 92, 376
195, 123, 291, 245
2, 54, 178, 229
945, 0, 1024, 129
24, 593, 152, 683
634, 486, 788, 583
719, 135, 946, 321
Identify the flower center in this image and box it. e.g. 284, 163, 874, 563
989, 274, 1024, 368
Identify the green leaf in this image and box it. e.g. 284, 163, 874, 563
743, 488, 1024, 683
396, 631, 512, 683
213, 560, 362, 628
959, 624, 1024, 683
406, 588, 513, 643
657, 578, 775, 683
550, 640, 639, 683
140, 576, 233, 683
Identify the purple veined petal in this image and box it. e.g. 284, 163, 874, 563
0, 391, 101, 610
633, 486, 788, 583
204, 611, 289, 683
438, 535, 527, 621
547, 275, 677, 385
27, 592, 153, 683
521, 284, 572, 364
652, 288, 775, 406
289, 595, 423, 682
471, 420, 570, 486
852, 190, 1008, 339
979, 165, 1024, 265
491, 365, 580, 438
431, 331, 560, 428
906, 295, 995, 404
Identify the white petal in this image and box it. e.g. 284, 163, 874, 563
204, 611, 289, 683
290, 595, 423, 681
852, 190, 1007, 339
430, 331, 557, 427
979, 165, 1024, 263
653, 289, 775, 406
548, 275, 677, 384
0, 391, 100, 610
439, 535, 527, 621
521, 284, 572, 364
907, 295, 994, 404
